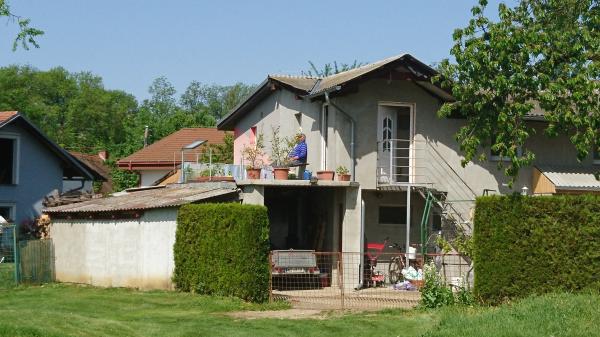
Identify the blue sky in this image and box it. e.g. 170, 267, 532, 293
0, 0, 514, 100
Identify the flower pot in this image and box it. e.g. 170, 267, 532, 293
246, 168, 261, 179
337, 174, 351, 181
316, 170, 335, 181
273, 167, 290, 180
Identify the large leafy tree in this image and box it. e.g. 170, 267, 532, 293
437, 0, 599, 179
0, 0, 43, 50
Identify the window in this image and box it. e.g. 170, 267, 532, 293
489, 136, 522, 162
0, 204, 15, 222
0, 136, 18, 185
594, 146, 600, 165
378, 206, 407, 225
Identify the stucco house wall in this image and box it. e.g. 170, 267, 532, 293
50, 208, 178, 290
0, 123, 64, 224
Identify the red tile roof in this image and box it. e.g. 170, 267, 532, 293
117, 128, 227, 169
0, 111, 18, 123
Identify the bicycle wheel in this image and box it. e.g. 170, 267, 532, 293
388, 257, 403, 284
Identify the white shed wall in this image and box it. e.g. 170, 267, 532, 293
50, 208, 178, 290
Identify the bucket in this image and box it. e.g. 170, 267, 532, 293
303, 170, 312, 180
407, 246, 417, 260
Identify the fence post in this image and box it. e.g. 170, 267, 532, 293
12, 225, 19, 285
339, 252, 344, 310
268, 251, 273, 303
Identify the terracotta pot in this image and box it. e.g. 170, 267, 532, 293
316, 170, 335, 181
273, 167, 290, 180
246, 168, 261, 179
337, 174, 351, 181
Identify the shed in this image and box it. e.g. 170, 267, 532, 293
44, 182, 239, 289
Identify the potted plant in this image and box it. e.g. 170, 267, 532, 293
316, 170, 335, 180
336, 165, 351, 181
242, 133, 265, 179
270, 126, 295, 180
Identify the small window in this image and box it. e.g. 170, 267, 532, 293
0, 204, 15, 222
378, 206, 407, 225
0, 138, 16, 184
490, 136, 522, 162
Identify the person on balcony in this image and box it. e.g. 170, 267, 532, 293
289, 133, 307, 165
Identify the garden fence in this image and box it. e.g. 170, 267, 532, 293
269, 251, 471, 310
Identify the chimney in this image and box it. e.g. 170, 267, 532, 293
98, 150, 108, 162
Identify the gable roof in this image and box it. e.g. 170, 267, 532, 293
0, 111, 94, 180
217, 53, 453, 130
117, 128, 227, 170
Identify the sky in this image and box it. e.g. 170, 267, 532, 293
0, 0, 515, 100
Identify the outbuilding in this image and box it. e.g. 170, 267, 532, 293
44, 182, 239, 289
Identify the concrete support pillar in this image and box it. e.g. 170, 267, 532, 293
241, 185, 265, 206
341, 187, 361, 290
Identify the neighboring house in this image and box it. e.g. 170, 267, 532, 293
64, 151, 113, 194
44, 182, 239, 289
217, 54, 600, 287
0, 111, 95, 225
117, 128, 227, 187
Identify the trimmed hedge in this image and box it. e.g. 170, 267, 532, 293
173, 203, 270, 302
474, 194, 600, 304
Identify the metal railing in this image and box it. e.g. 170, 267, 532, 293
376, 139, 477, 230
269, 251, 471, 310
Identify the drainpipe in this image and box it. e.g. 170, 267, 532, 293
357, 197, 366, 289
324, 91, 356, 182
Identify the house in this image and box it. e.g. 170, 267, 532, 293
117, 128, 227, 187
44, 182, 239, 289
63, 151, 113, 194
0, 111, 96, 225
217, 54, 600, 288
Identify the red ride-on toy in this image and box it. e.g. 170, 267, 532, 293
364, 238, 388, 288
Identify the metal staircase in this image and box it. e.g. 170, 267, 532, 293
376, 139, 478, 258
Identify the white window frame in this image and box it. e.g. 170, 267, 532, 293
0, 132, 20, 185
0, 202, 16, 222
320, 103, 329, 171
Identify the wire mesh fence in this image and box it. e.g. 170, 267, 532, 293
269, 251, 471, 310
0, 224, 16, 289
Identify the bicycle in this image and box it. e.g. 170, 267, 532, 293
387, 242, 406, 284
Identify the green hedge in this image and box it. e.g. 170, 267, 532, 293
173, 203, 270, 302
474, 194, 600, 304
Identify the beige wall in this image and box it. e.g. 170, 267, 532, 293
50, 208, 178, 290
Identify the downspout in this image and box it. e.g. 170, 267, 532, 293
356, 198, 366, 289
324, 91, 356, 182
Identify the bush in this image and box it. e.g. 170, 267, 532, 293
173, 203, 270, 302
473, 194, 600, 304
421, 261, 455, 308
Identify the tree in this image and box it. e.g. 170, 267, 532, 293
437, 0, 599, 180
0, 0, 43, 50
303, 60, 364, 77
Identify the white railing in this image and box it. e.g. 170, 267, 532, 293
376, 139, 477, 228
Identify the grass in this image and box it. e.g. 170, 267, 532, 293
0, 263, 16, 289
0, 284, 598, 337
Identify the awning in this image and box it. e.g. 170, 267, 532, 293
533, 166, 600, 194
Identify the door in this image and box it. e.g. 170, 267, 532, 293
377, 105, 397, 183
377, 104, 413, 183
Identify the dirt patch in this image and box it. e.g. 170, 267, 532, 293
226, 308, 329, 320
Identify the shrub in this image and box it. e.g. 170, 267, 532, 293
474, 194, 600, 304
421, 261, 455, 308
173, 203, 270, 302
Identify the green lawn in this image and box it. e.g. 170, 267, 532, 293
0, 263, 15, 289
0, 284, 598, 337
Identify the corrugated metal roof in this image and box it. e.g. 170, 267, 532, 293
44, 182, 238, 213
310, 54, 408, 95
269, 75, 319, 92
538, 166, 600, 191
